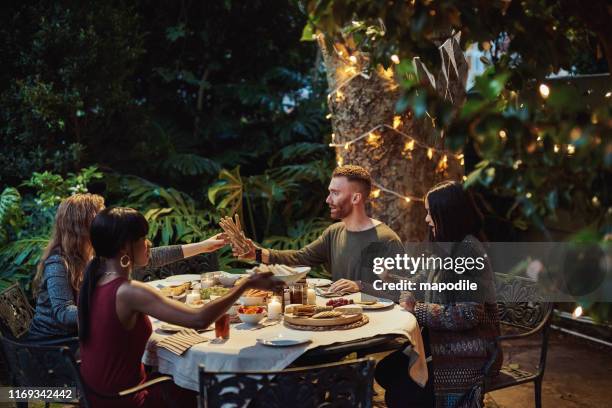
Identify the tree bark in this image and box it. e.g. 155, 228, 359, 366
317, 35, 467, 241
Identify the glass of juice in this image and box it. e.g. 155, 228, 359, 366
215, 313, 230, 339
289, 283, 306, 304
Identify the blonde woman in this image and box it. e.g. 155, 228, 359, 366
27, 193, 225, 341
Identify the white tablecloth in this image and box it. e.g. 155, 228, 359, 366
142, 284, 418, 391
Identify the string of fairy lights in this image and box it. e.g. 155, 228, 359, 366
325, 62, 463, 204
323, 34, 610, 206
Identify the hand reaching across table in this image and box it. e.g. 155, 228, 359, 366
329, 278, 360, 293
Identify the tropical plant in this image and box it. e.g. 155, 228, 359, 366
0, 167, 103, 290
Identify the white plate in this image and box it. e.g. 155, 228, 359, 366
357, 299, 395, 310
162, 274, 201, 285
256, 333, 312, 347
306, 278, 332, 288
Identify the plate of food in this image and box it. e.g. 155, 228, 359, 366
200, 286, 230, 300
256, 333, 312, 347
239, 289, 269, 305
247, 264, 310, 285
237, 305, 266, 325
159, 282, 191, 298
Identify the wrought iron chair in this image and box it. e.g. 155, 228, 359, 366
0, 283, 34, 339
199, 357, 376, 408
484, 274, 554, 408
134, 251, 219, 282
0, 283, 79, 407
0, 334, 175, 408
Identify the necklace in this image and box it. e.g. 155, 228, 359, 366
103, 271, 121, 276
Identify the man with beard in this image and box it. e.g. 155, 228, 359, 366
235, 165, 404, 297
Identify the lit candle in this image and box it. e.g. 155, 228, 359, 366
307, 287, 316, 305
268, 297, 282, 320
186, 290, 200, 305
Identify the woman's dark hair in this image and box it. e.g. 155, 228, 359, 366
425, 181, 485, 242
78, 207, 148, 342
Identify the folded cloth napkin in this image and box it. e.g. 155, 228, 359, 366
402, 321, 429, 387
315, 288, 352, 298
158, 329, 209, 356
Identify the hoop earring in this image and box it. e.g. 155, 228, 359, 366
120, 254, 131, 268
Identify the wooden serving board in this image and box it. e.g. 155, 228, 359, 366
283, 313, 362, 327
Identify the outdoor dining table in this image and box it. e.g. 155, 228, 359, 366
142, 277, 418, 392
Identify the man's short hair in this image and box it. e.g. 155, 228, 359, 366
332, 165, 372, 197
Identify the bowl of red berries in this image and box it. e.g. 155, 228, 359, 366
326, 298, 354, 308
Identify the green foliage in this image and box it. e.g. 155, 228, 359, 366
0, 2, 145, 185
264, 218, 330, 250
0, 167, 103, 290
106, 173, 218, 246
0, 188, 24, 245
304, 0, 611, 237
22, 166, 102, 208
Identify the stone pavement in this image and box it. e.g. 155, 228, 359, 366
373, 329, 612, 407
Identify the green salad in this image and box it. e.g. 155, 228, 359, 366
200, 286, 230, 300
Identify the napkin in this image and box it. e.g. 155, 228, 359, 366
402, 322, 429, 387
315, 288, 352, 298
157, 329, 209, 355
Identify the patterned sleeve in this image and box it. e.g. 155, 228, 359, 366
148, 245, 185, 268
45, 260, 78, 328
413, 302, 484, 331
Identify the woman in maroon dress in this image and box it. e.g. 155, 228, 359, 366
78, 207, 280, 407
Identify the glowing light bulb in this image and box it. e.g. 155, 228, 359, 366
427, 148, 434, 160
393, 116, 402, 129
539, 84, 550, 99
404, 140, 415, 152
572, 306, 583, 319
391, 54, 400, 64
367, 132, 381, 146
404, 197, 411, 203
554, 144, 560, 153
326, 113, 332, 119
499, 130, 507, 139
566, 145, 575, 155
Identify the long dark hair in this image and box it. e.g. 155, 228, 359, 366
78, 207, 148, 342
425, 181, 485, 242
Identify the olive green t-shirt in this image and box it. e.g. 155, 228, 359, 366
268, 222, 404, 297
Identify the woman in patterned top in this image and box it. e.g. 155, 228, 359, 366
26, 193, 225, 342
375, 181, 502, 408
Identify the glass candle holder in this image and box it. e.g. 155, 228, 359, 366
267, 296, 283, 320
